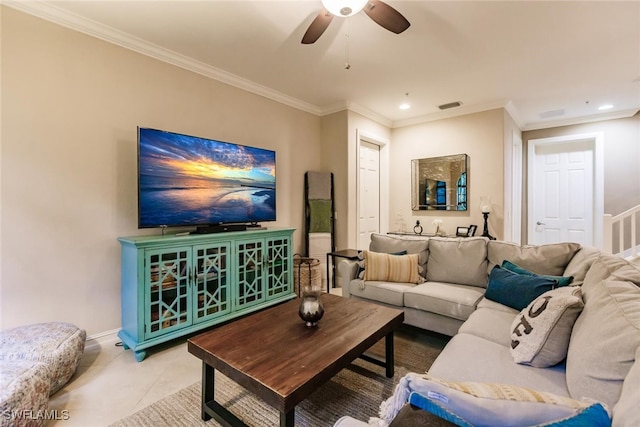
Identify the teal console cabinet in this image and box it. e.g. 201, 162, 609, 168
118, 228, 295, 361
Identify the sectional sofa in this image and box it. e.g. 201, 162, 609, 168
335, 233, 640, 426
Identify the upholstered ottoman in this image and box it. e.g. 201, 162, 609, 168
0, 322, 86, 394
0, 360, 51, 427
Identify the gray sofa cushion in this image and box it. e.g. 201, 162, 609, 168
563, 246, 600, 286
488, 241, 581, 277
348, 279, 415, 307
580, 253, 640, 286
369, 234, 429, 278
426, 237, 489, 287
566, 275, 640, 409
612, 346, 640, 427
458, 303, 518, 347
428, 333, 570, 398
404, 282, 485, 321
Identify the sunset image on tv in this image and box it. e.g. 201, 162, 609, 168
138, 128, 276, 228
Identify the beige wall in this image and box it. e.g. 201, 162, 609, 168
390, 109, 505, 239
319, 111, 348, 250
522, 113, 640, 242
1, 8, 323, 335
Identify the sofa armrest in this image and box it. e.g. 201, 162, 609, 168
337, 259, 359, 298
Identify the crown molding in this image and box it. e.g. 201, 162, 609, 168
522, 108, 640, 131
391, 100, 511, 129
2, 0, 324, 116
345, 102, 394, 128
5, 1, 634, 132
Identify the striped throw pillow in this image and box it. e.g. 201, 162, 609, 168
363, 251, 421, 284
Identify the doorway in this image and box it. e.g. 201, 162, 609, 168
355, 130, 389, 250
527, 133, 604, 247
358, 141, 380, 249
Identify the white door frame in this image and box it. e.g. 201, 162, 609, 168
355, 129, 389, 248
527, 132, 604, 247
505, 130, 523, 244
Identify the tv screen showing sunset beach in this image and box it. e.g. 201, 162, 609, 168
138, 128, 276, 228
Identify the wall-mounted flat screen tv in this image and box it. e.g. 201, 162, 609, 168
138, 127, 276, 230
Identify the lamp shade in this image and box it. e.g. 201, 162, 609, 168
322, 0, 368, 17
480, 196, 492, 213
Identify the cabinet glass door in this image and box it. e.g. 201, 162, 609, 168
266, 235, 291, 299
193, 242, 231, 322
144, 247, 191, 338
236, 239, 265, 309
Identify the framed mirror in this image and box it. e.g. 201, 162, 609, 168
411, 154, 468, 211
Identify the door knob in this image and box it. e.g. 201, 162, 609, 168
536, 221, 546, 226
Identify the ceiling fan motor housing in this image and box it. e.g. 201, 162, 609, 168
322, 0, 368, 17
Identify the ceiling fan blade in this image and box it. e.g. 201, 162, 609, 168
301, 10, 334, 44
363, 0, 410, 34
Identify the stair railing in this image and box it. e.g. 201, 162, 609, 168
603, 204, 640, 259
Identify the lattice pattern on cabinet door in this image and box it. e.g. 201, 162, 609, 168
147, 250, 189, 335
267, 238, 290, 297
237, 241, 264, 306
194, 244, 230, 321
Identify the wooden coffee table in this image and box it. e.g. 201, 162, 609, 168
187, 293, 404, 427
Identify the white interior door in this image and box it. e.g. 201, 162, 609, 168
358, 141, 380, 249
529, 141, 594, 245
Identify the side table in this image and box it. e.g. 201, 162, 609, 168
326, 249, 360, 292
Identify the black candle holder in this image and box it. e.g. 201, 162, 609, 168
482, 212, 496, 240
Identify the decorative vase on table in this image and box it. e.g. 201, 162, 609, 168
299, 287, 325, 327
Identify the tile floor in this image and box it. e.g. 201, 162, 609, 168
48, 335, 201, 426
48, 287, 344, 426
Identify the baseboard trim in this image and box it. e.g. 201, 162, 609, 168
85, 328, 119, 350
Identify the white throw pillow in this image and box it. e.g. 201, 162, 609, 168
510, 286, 584, 368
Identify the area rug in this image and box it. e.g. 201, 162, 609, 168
110, 327, 449, 427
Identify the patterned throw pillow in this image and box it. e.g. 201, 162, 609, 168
356, 250, 406, 279
510, 286, 584, 368
363, 251, 422, 284
405, 374, 610, 427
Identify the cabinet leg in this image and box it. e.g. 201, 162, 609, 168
134, 350, 146, 362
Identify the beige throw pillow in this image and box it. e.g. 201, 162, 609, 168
510, 286, 584, 368
363, 251, 422, 284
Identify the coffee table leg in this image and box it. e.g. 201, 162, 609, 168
385, 332, 395, 378
202, 363, 215, 421
280, 409, 294, 427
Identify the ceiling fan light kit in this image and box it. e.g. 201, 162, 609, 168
302, 0, 410, 44
322, 0, 368, 17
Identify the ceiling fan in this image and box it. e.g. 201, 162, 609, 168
301, 0, 410, 44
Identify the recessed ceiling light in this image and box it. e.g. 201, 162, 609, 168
598, 104, 614, 111
399, 93, 410, 110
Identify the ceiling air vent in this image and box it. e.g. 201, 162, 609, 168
539, 109, 565, 119
438, 101, 462, 110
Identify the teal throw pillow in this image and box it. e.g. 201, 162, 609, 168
485, 266, 559, 311
502, 260, 574, 287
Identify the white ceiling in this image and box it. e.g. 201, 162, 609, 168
8, 0, 640, 129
